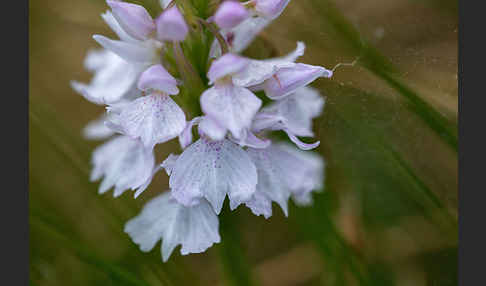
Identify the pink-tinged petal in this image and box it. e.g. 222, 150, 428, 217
230, 129, 271, 149
254, 0, 290, 19
232, 42, 305, 87
178, 117, 202, 149
125, 193, 220, 262
253, 86, 325, 137
263, 63, 332, 99
198, 116, 227, 141
91, 136, 155, 197
273, 86, 325, 136
207, 53, 249, 84
137, 64, 179, 95
156, 6, 188, 42
245, 147, 293, 218
107, 0, 155, 40
108, 93, 186, 149
214, 1, 249, 29
215, 16, 271, 55
200, 85, 261, 139
169, 138, 257, 214
93, 35, 158, 63
232, 60, 292, 88
251, 111, 283, 133
101, 11, 138, 43
284, 128, 320, 150
270, 143, 325, 205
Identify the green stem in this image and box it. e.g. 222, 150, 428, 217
198, 18, 229, 54
218, 206, 258, 286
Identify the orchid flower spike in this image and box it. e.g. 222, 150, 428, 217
73, 0, 331, 262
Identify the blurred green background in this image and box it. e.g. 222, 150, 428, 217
29, 0, 458, 285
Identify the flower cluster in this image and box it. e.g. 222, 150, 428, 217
72, 0, 331, 262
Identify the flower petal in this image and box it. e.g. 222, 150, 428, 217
161, 154, 179, 176
101, 11, 138, 43
137, 64, 179, 95
216, 16, 271, 56
284, 129, 320, 150
107, 0, 155, 40
83, 49, 110, 72
263, 63, 332, 99
207, 53, 249, 84
82, 113, 116, 140
71, 50, 142, 104
229, 129, 271, 149
156, 6, 188, 42
71, 79, 139, 105
178, 117, 202, 149
232, 42, 305, 87
254, 86, 325, 137
271, 142, 325, 205
91, 136, 155, 197
169, 138, 257, 214
254, 0, 291, 19
275, 86, 325, 136
198, 116, 227, 141
200, 85, 261, 139
124, 193, 220, 262
93, 34, 157, 63
245, 147, 292, 218
134, 164, 164, 198
108, 93, 186, 149
213, 1, 249, 29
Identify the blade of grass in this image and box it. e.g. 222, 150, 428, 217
30, 214, 152, 286
290, 195, 371, 286
218, 203, 259, 286
330, 92, 457, 230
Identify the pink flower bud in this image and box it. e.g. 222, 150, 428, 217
213, 1, 249, 29
156, 6, 189, 42
207, 53, 249, 83
138, 64, 179, 95
106, 0, 155, 40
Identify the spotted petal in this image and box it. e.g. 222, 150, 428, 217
108, 93, 186, 149
125, 193, 220, 262
169, 138, 257, 214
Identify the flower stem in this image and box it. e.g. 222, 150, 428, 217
198, 18, 229, 54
